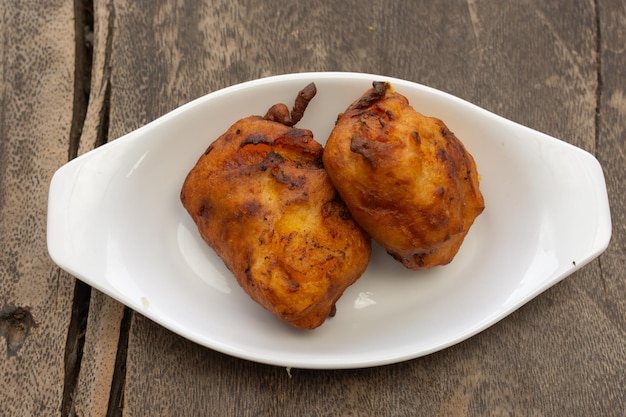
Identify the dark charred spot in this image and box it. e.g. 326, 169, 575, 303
241, 133, 269, 146
441, 127, 449, 137
458, 141, 467, 157
278, 129, 319, 156
235, 129, 241, 134
353, 81, 389, 110
350, 135, 368, 152
253, 149, 288, 174
322, 198, 351, 221
243, 199, 262, 216
258, 151, 285, 171
244, 266, 253, 284
328, 304, 337, 318
285, 192, 310, 206
349, 134, 377, 165
385, 109, 395, 120
284, 277, 300, 292
281, 231, 296, 245
283, 128, 309, 140
413, 252, 427, 267
321, 201, 334, 218
274, 171, 306, 189
411, 131, 421, 145
436, 186, 445, 197
204, 143, 216, 155
308, 239, 328, 251
197, 201, 209, 217
436, 148, 447, 162
350, 134, 399, 167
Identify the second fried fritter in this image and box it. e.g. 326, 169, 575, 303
323, 81, 484, 270
181, 85, 371, 329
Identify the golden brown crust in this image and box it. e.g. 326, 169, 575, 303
181, 91, 371, 329
323, 82, 484, 270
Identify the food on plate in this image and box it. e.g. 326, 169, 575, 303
180, 83, 371, 329
323, 81, 484, 270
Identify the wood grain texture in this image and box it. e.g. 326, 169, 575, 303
99, 1, 625, 416
0, 1, 77, 415
1, 0, 623, 416
72, 290, 125, 417
77, 0, 115, 157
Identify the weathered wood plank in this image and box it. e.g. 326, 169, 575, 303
97, 0, 625, 415
77, 0, 115, 157
72, 290, 126, 417
0, 1, 77, 415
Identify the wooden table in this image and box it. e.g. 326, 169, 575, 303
2, 1, 624, 415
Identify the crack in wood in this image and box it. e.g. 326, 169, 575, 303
593, 0, 603, 157
61, 0, 95, 416
94, 0, 115, 151
61, 281, 91, 417
106, 307, 132, 417
592, 0, 609, 304
68, 0, 92, 162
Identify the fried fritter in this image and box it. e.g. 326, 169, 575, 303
323, 81, 484, 270
180, 84, 371, 329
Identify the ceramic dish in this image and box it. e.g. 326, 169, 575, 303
47, 72, 612, 369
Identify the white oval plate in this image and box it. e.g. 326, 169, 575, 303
47, 72, 611, 369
